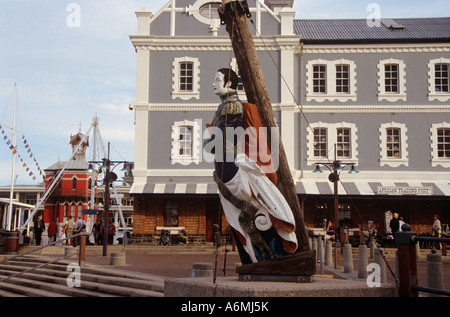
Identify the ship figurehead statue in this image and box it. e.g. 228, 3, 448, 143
205, 68, 298, 264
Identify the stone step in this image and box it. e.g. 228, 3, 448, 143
0, 255, 165, 297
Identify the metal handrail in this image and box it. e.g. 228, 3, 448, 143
0, 232, 89, 283
0, 250, 78, 283
396, 228, 449, 297
0, 232, 88, 265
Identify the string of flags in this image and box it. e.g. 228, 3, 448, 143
0, 124, 45, 181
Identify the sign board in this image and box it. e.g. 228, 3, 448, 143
82, 209, 99, 215
110, 194, 124, 200
376, 186, 433, 196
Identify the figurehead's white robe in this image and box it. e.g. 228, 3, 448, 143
219, 153, 298, 263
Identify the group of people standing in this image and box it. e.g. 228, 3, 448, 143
32, 215, 115, 246
389, 212, 444, 249
92, 220, 116, 245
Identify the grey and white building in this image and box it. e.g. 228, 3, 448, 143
129, 0, 450, 242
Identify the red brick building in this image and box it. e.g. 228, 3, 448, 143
43, 132, 97, 230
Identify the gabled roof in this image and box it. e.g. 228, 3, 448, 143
294, 17, 450, 43
45, 154, 89, 172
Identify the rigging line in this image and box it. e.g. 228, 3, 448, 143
109, 142, 127, 162
248, 14, 400, 284
247, 16, 390, 264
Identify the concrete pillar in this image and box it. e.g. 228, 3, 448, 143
374, 247, 387, 284
64, 246, 76, 257
343, 243, 353, 273
317, 237, 324, 263
416, 241, 421, 260
358, 244, 368, 279
110, 252, 126, 266
369, 238, 375, 259
427, 250, 445, 297
191, 263, 213, 278
325, 240, 333, 266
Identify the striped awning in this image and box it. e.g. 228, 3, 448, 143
131, 180, 450, 197
131, 182, 219, 195
296, 180, 450, 197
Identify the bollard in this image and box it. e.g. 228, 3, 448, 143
64, 246, 76, 257
358, 244, 368, 279
369, 238, 375, 259
415, 241, 421, 260
318, 236, 324, 274
191, 263, 213, 278
427, 250, 445, 297
317, 237, 324, 263
343, 243, 353, 273
396, 228, 419, 297
78, 235, 86, 267
374, 247, 386, 284
325, 240, 333, 266
110, 252, 127, 266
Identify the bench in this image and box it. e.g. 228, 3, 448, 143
156, 227, 185, 235
156, 227, 187, 245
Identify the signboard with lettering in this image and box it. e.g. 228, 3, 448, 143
376, 186, 433, 196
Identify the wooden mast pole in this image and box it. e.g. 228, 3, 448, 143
219, 1, 310, 252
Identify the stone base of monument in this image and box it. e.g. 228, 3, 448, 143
164, 276, 398, 297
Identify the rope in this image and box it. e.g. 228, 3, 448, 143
247, 15, 400, 282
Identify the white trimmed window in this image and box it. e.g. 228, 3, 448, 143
379, 122, 408, 167
430, 122, 450, 167
171, 120, 201, 165
307, 122, 358, 165
377, 58, 406, 102
428, 58, 450, 101
306, 59, 357, 102
186, 0, 221, 35
172, 57, 200, 100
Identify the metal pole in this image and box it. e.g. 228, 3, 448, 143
103, 143, 110, 256
333, 167, 341, 269
6, 84, 17, 231
89, 116, 99, 233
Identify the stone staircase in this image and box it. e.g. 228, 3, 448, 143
0, 255, 165, 297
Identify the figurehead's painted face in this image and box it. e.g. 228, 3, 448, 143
213, 71, 231, 96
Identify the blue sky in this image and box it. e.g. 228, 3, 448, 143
0, 0, 448, 186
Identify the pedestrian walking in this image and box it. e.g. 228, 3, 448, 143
390, 213, 400, 241
64, 215, 75, 245
34, 215, 45, 246
432, 214, 442, 250
47, 218, 58, 243
108, 221, 116, 245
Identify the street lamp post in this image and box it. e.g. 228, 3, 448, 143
314, 145, 358, 269
88, 142, 129, 257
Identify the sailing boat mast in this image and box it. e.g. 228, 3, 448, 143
6, 83, 17, 231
